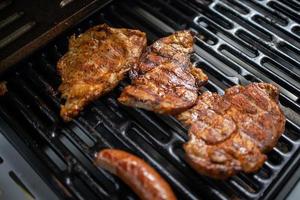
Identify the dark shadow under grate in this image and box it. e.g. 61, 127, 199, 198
0, 0, 300, 199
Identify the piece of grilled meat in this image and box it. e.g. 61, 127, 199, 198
57, 24, 146, 121
0, 82, 7, 96
177, 83, 285, 179
118, 31, 208, 115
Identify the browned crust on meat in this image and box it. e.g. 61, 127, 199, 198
57, 24, 147, 121
118, 30, 208, 114
178, 83, 285, 179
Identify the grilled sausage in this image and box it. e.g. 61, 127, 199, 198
95, 149, 177, 200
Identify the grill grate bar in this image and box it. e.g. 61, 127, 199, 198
267, 1, 300, 25
3, 81, 116, 199
10, 103, 112, 199
1, 0, 300, 200
134, 0, 300, 111
212, 3, 300, 80
91, 107, 218, 200
195, 31, 300, 114
238, 0, 288, 26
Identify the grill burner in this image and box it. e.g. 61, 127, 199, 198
1, 0, 300, 199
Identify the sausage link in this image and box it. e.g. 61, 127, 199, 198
95, 149, 177, 200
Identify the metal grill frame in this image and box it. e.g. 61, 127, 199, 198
1, 0, 300, 199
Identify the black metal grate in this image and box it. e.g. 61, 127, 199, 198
1, 0, 300, 199
0, 0, 111, 71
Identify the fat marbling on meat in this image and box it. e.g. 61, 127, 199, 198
57, 24, 147, 121
118, 30, 208, 115
177, 83, 285, 179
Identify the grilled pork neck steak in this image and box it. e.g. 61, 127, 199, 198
177, 83, 286, 179
57, 24, 146, 121
118, 30, 208, 115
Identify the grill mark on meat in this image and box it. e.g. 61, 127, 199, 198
177, 83, 285, 179
158, 66, 198, 89
57, 24, 147, 121
119, 30, 208, 114
225, 84, 284, 152
136, 65, 198, 93
130, 45, 192, 79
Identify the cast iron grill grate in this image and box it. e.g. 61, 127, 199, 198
0, 0, 111, 71
1, 0, 300, 199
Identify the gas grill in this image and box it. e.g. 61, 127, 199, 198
0, 0, 300, 199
